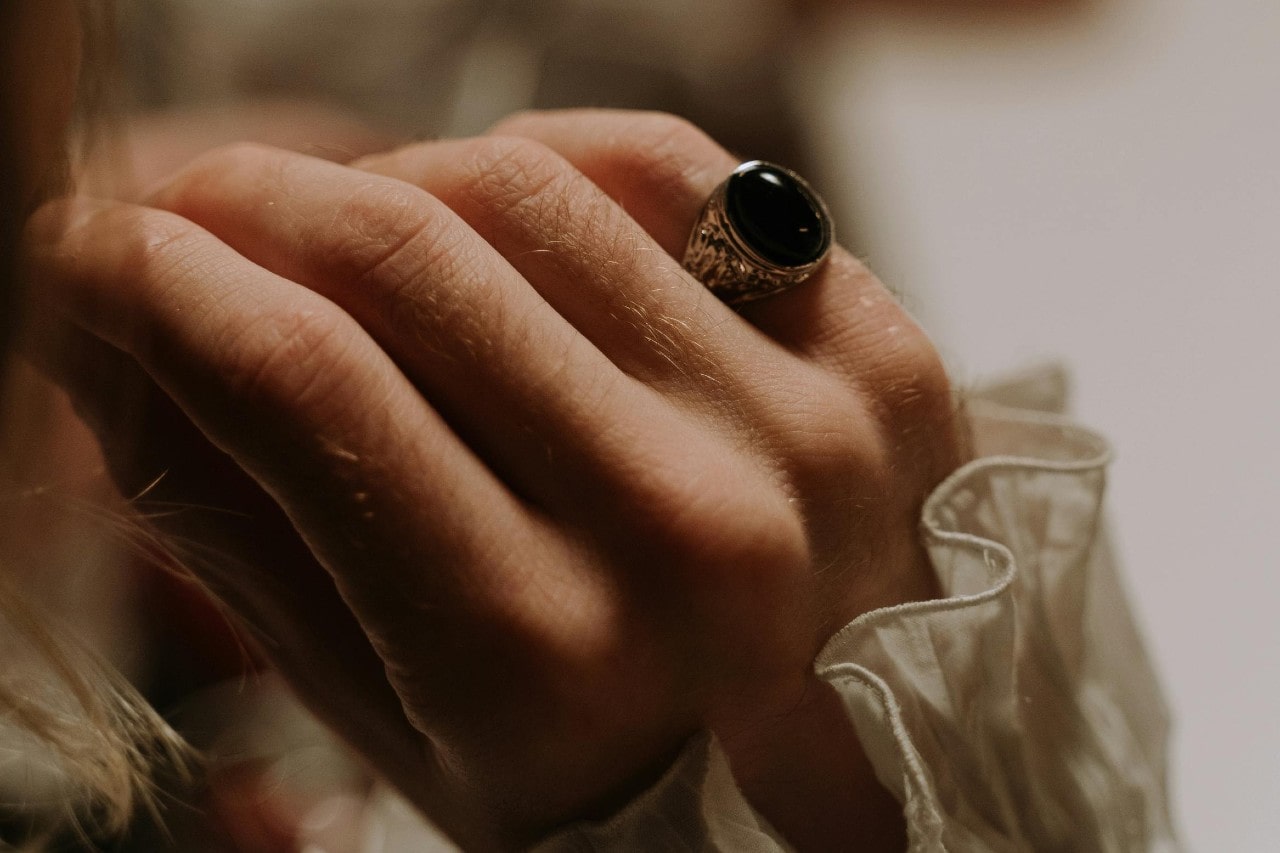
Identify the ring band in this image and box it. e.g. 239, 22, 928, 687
682, 160, 834, 306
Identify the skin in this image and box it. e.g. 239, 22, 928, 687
12, 1, 961, 848
25, 112, 960, 850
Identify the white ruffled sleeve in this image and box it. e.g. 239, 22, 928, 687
362, 367, 1181, 852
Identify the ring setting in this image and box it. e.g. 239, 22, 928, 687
683, 160, 833, 305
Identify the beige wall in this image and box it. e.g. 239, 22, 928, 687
803, 1, 1280, 847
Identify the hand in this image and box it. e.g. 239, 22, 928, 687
25, 110, 960, 850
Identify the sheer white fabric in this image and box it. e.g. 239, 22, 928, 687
361, 367, 1180, 852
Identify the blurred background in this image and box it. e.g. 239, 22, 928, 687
20, 0, 1276, 848
802, 3, 1278, 850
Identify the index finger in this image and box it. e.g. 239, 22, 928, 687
24, 198, 558, 661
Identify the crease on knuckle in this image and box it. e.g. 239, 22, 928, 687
322, 185, 498, 357
378, 230, 497, 362
458, 136, 568, 222
316, 180, 442, 283
218, 303, 358, 413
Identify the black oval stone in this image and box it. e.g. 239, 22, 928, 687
724, 163, 829, 268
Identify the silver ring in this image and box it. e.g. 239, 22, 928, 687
682, 160, 834, 306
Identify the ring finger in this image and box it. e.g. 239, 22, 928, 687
486, 110, 931, 392
486, 109, 961, 482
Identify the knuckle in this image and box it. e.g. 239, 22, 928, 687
91, 208, 219, 312
43, 204, 217, 351
855, 317, 962, 486
794, 379, 884, 460
312, 184, 486, 343
876, 322, 955, 426
826, 286, 956, 443
321, 180, 441, 277
219, 302, 358, 409
100, 206, 205, 274
774, 374, 900, 504
320, 183, 498, 358
459, 135, 567, 211
612, 112, 726, 198
452, 136, 604, 248
647, 454, 811, 587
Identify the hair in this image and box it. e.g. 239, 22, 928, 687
0, 1, 22, 380
0, 0, 191, 842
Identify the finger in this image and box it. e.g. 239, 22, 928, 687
352, 136, 784, 410
487, 111, 942, 395
148, 144, 775, 539
21, 314, 429, 796
489, 109, 960, 492
23, 199, 576, 704
141, 148, 839, 730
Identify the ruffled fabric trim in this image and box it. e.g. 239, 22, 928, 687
815, 401, 1177, 852
366, 371, 1182, 852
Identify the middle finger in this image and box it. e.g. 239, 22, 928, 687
354, 136, 800, 414
150, 145, 757, 522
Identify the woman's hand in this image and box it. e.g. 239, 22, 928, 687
25, 110, 960, 850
